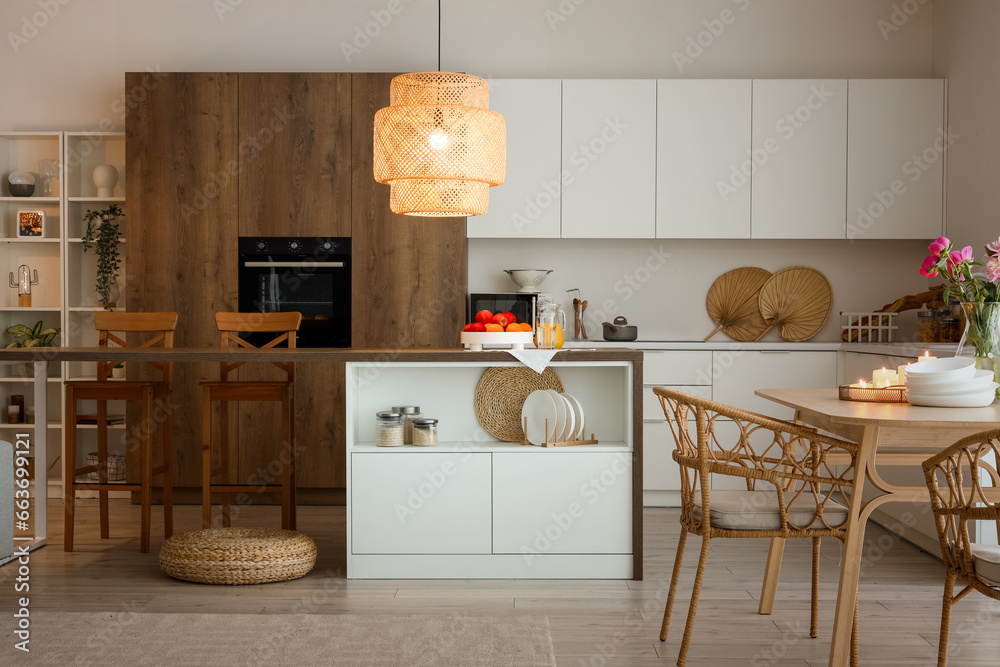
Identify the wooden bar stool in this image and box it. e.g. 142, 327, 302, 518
201, 312, 301, 530
64, 311, 178, 553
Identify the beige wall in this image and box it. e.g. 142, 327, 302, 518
933, 0, 1000, 244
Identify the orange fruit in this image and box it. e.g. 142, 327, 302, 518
484, 323, 504, 332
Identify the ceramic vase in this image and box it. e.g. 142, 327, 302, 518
92, 165, 119, 198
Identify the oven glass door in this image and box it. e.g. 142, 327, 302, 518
239, 257, 351, 348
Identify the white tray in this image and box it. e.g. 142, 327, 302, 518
460, 331, 534, 351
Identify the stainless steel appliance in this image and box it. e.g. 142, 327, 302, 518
238, 237, 351, 348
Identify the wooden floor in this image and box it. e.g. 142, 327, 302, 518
5, 502, 1000, 666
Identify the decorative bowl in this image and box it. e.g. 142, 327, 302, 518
461, 331, 534, 351
504, 269, 553, 293
904, 357, 977, 382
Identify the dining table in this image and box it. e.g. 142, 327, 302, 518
755, 387, 1000, 667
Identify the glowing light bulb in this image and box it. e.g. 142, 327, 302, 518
429, 131, 449, 150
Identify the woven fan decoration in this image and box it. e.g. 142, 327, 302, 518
474, 367, 564, 442
373, 72, 506, 217
756, 266, 833, 342
704, 267, 772, 342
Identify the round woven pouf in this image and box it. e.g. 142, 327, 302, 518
159, 528, 317, 585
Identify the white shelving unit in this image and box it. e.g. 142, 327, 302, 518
0, 131, 128, 508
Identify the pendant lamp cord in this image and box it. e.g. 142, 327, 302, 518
437, 0, 442, 71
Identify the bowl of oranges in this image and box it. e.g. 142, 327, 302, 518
461, 310, 534, 351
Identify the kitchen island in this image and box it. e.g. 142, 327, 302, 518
0, 347, 642, 579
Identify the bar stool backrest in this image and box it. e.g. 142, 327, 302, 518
93, 311, 179, 382
214, 311, 302, 382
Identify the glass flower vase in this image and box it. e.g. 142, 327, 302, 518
956, 301, 1000, 398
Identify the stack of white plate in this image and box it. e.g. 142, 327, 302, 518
904, 357, 998, 407
521, 390, 587, 445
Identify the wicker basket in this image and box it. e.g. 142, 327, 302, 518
86, 452, 126, 482
159, 528, 317, 585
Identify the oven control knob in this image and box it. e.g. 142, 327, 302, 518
322, 242, 332, 251
288, 240, 301, 251
255, 240, 268, 252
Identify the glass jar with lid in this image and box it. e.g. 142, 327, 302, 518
917, 309, 939, 343
392, 405, 422, 444
375, 411, 404, 447
411, 418, 438, 447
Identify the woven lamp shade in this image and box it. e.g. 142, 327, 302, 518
373, 72, 506, 217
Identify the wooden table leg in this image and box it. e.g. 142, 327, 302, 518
828, 425, 879, 667
758, 537, 786, 614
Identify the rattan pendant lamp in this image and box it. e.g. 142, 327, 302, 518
372, 2, 505, 216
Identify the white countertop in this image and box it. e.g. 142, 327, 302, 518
561, 339, 959, 356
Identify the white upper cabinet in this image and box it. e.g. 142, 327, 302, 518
469, 79, 562, 239
750, 80, 848, 239
847, 79, 946, 240
561, 80, 656, 238
656, 80, 751, 239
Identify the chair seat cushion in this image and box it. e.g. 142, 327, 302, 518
970, 544, 1000, 586
693, 490, 849, 531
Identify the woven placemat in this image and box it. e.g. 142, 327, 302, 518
474, 367, 563, 442
159, 528, 317, 585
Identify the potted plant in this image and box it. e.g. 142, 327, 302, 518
82, 203, 124, 310
4, 320, 60, 376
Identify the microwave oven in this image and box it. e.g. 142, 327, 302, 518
468, 293, 539, 329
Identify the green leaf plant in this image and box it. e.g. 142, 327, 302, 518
82, 203, 123, 310
4, 320, 60, 348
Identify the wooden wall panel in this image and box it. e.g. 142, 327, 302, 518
237, 73, 352, 488
125, 72, 239, 488
351, 73, 468, 349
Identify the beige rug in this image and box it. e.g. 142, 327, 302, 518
2, 612, 556, 666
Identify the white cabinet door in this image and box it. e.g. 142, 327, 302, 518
643, 385, 711, 421
847, 79, 945, 240
644, 421, 681, 493
561, 80, 656, 238
469, 79, 562, 239
656, 79, 751, 239
493, 452, 632, 554
750, 80, 848, 239
351, 453, 492, 554
643, 350, 713, 385
712, 351, 838, 421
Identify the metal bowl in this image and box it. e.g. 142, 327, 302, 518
505, 269, 553, 293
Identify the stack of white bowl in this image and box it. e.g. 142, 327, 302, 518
904, 357, 999, 407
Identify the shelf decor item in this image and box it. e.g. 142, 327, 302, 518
373, 72, 506, 216
37, 158, 59, 197
82, 203, 123, 309
92, 164, 119, 198
919, 235, 1000, 397
474, 366, 563, 442
8, 264, 38, 307
704, 267, 772, 342
16, 210, 44, 237
6, 171, 34, 197
4, 320, 59, 348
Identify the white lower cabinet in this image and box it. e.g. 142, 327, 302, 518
351, 453, 492, 555
493, 452, 632, 555
643, 421, 681, 494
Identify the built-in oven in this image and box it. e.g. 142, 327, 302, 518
238, 237, 351, 348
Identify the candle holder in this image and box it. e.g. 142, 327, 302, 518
838, 384, 908, 403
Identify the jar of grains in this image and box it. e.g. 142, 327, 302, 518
392, 405, 422, 444
917, 309, 938, 343
411, 418, 439, 447
375, 411, 404, 447
939, 317, 962, 343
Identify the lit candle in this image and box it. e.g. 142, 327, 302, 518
918, 351, 937, 363
850, 378, 868, 388
872, 368, 892, 388
898, 363, 911, 384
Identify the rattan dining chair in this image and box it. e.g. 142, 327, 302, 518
923, 428, 1000, 667
653, 387, 860, 666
